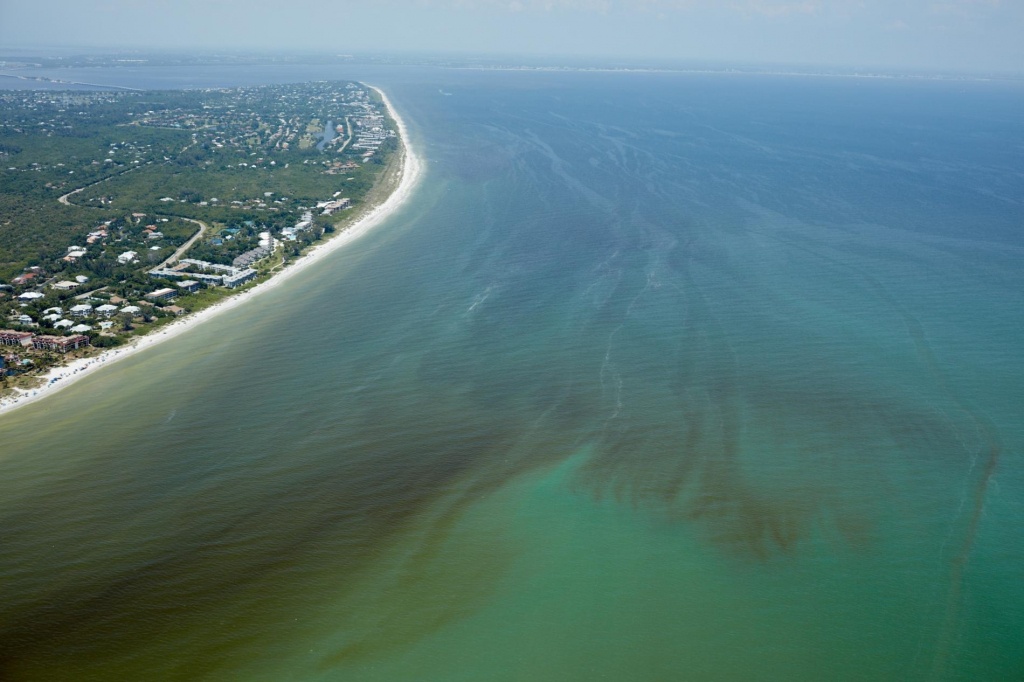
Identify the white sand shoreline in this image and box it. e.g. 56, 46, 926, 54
0, 84, 422, 417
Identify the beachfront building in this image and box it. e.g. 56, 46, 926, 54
222, 268, 257, 289
232, 244, 273, 269
145, 288, 177, 302
0, 330, 34, 347
33, 334, 89, 353
179, 259, 236, 274
290, 211, 314, 233
318, 197, 351, 215
177, 280, 201, 293
149, 268, 223, 285
120, 305, 142, 316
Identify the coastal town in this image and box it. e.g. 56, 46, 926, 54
0, 81, 399, 395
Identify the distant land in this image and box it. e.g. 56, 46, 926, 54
2, 50, 1022, 83
0, 79, 404, 404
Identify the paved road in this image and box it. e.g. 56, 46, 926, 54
156, 218, 208, 269
57, 186, 86, 206
57, 165, 141, 206
56, 165, 205, 270
337, 117, 354, 153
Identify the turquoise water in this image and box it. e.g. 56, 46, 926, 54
1, 68, 1022, 680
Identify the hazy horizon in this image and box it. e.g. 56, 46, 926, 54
1, 0, 1022, 75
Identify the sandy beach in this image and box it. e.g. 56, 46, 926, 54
0, 84, 422, 417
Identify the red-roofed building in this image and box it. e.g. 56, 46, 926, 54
33, 335, 89, 353
11, 273, 36, 286
0, 330, 34, 347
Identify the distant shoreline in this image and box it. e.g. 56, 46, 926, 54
0, 84, 422, 417
0, 72, 143, 91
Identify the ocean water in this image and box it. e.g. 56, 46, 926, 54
1, 67, 1023, 681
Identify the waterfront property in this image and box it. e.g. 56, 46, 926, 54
152, 258, 258, 290
0, 330, 34, 347
222, 269, 257, 289
32, 334, 89, 353
232, 244, 274, 269
145, 288, 177, 302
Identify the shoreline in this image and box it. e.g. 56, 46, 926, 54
0, 84, 422, 417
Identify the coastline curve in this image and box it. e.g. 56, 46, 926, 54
0, 83, 423, 417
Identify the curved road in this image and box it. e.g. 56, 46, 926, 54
156, 218, 207, 269
56, 168, 206, 268
58, 165, 141, 206
57, 186, 86, 206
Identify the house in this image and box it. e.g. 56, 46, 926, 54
70, 324, 92, 333
10, 270, 36, 284
163, 305, 186, 316
33, 334, 89, 353
0, 330, 34, 347
95, 304, 119, 317
52, 280, 80, 291
43, 307, 63, 315
70, 304, 93, 318
118, 251, 138, 264
120, 305, 142, 315
54, 320, 74, 330
17, 292, 45, 301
